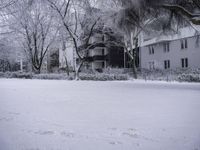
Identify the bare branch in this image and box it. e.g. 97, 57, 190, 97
162, 4, 200, 25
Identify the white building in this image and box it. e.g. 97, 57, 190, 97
139, 27, 200, 70
59, 33, 124, 71
84, 33, 124, 71
86, 33, 108, 70
60, 26, 200, 71
59, 40, 75, 70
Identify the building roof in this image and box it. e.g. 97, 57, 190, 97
140, 26, 200, 47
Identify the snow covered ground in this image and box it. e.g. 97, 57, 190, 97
0, 79, 200, 150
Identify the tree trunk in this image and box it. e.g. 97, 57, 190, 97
66, 65, 70, 76
132, 37, 139, 79
64, 56, 70, 76
32, 64, 41, 74
74, 60, 84, 80
132, 59, 137, 79
34, 68, 41, 74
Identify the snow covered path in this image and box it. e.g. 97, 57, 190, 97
0, 79, 200, 150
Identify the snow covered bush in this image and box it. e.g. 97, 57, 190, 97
80, 68, 96, 74
78, 68, 128, 81
0, 71, 33, 79
10, 72, 33, 79
103, 68, 125, 74
137, 69, 173, 81
79, 73, 128, 81
0, 71, 128, 81
138, 68, 200, 82
2, 68, 200, 82
33, 73, 128, 81
0, 72, 4, 77
178, 74, 200, 82
33, 73, 73, 80
0, 72, 10, 78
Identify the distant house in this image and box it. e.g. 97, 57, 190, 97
82, 33, 124, 71
59, 40, 75, 71
60, 27, 200, 72
139, 27, 200, 70
59, 32, 125, 72
41, 48, 59, 73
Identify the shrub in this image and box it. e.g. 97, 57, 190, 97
13, 72, 32, 79
1, 68, 199, 82
80, 68, 96, 74
4, 71, 33, 79
33, 73, 73, 80
103, 67, 125, 74
178, 73, 200, 82
0, 71, 128, 81
0, 72, 11, 78
0, 72, 5, 78
79, 73, 128, 81
137, 68, 200, 82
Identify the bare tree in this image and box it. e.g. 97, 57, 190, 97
58, 30, 71, 75
0, 38, 15, 71
104, 0, 200, 78
0, 0, 17, 10
105, 0, 158, 78
7, 0, 59, 73
47, 0, 105, 80
160, 0, 200, 25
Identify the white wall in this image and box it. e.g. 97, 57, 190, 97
89, 48, 108, 57
89, 34, 108, 70
141, 36, 200, 70
59, 41, 74, 69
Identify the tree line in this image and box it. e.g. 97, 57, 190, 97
0, 0, 199, 79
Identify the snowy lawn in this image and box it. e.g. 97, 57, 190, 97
0, 79, 200, 150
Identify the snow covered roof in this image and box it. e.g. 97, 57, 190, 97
140, 26, 200, 47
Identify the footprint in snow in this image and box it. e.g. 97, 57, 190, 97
128, 128, 137, 131
60, 131, 75, 138
8, 112, 20, 115
122, 132, 139, 138
108, 127, 117, 131
162, 128, 166, 132
109, 141, 122, 145
34, 130, 54, 135
0, 117, 13, 122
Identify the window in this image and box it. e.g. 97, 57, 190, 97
181, 39, 188, 49
195, 35, 200, 48
185, 58, 188, 67
149, 47, 151, 54
164, 43, 170, 53
152, 47, 154, 54
181, 58, 184, 67
102, 49, 105, 55
149, 46, 155, 55
102, 61, 105, 68
181, 58, 188, 68
102, 35, 105, 41
181, 40, 184, 49
185, 39, 188, 48
164, 60, 170, 69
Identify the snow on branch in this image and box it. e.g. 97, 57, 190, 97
162, 4, 200, 25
